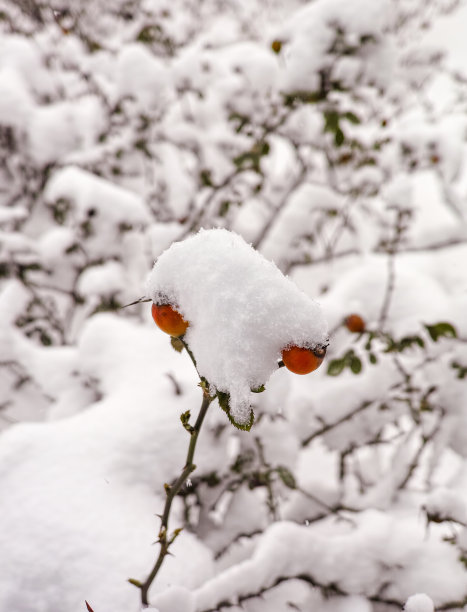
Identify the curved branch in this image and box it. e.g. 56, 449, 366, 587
199, 572, 403, 612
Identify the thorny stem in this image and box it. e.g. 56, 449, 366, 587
179, 336, 198, 372
133, 386, 214, 605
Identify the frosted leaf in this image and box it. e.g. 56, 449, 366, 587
404, 593, 435, 612
147, 229, 328, 427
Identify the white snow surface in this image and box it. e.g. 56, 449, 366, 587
404, 593, 435, 612
146, 229, 328, 424
424, 488, 467, 524
2, 2, 467, 611
0, 314, 223, 612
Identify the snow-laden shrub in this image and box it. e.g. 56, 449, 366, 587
1, 0, 467, 611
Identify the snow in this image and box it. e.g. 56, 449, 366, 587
116, 44, 171, 109
317, 255, 450, 336
189, 511, 467, 612
37, 227, 76, 268
146, 229, 328, 425
77, 260, 127, 298
152, 586, 194, 612
0, 205, 28, 224
44, 166, 150, 258
404, 593, 435, 612
0, 66, 33, 129
261, 183, 344, 268
423, 488, 467, 524
28, 96, 105, 165
2, 1, 467, 611
45, 166, 149, 226
0, 314, 224, 612
278, 0, 393, 93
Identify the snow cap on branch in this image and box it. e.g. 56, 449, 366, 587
404, 593, 435, 612
147, 228, 328, 427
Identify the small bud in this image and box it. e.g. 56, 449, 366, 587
271, 40, 282, 54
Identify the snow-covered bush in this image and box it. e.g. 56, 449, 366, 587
1, 0, 467, 611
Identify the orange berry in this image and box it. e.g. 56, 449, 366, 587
282, 345, 326, 375
151, 303, 189, 337
345, 314, 366, 333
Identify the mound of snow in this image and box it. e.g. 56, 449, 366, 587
147, 229, 328, 426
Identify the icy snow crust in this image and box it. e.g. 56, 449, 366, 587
147, 229, 328, 425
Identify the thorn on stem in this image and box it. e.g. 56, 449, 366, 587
85, 601, 95, 612
120, 297, 151, 308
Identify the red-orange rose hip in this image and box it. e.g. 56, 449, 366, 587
282, 345, 326, 375
151, 303, 189, 337
345, 314, 365, 333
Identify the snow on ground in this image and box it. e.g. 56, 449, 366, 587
0, 314, 227, 612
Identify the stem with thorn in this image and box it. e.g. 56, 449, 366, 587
130, 336, 214, 606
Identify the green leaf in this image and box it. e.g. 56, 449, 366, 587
335, 127, 345, 147
424, 322, 457, 342
219, 200, 231, 217
369, 353, 377, 365
327, 359, 345, 376
170, 337, 184, 352
384, 334, 426, 353
324, 110, 339, 133
180, 410, 193, 433
365, 331, 376, 351
217, 392, 255, 431
276, 466, 296, 489
350, 356, 362, 374
451, 361, 467, 379
343, 111, 361, 124
259, 141, 270, 156
201, 471, 221, 487
251, 384, 266, 393
398, 335, 425, 351
199, 169, 213, 186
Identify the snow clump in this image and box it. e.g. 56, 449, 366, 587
146, 228, 328, 426
404, 593, 435, 612
423, 488, 467, 525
